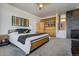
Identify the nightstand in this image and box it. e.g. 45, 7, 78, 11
0, 35, 10, 46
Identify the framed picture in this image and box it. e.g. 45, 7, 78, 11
12, 16, 29, 27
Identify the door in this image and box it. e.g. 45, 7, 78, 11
36, 22, 44, 33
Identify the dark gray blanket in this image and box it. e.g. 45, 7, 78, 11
18, 33, 47, 44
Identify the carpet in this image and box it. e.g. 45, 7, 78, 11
0, 38, 72, 56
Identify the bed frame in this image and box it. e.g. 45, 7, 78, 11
30, 36, 49, 51
8, 29, 49, 55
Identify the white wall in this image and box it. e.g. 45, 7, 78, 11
56, 14, 59, 37
0, 4, 40, 35
0, 4, 3, 33
0, 4, 67, 38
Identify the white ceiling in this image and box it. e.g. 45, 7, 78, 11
9, 3, 79, 18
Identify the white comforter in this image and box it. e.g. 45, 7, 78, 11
9, 33, 49, 55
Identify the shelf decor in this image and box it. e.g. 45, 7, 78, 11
12, 16, 29, 27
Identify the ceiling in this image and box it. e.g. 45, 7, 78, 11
9, 3, 79, 18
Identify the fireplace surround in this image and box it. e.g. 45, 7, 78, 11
66, 9, 79, 55
71, 30, 79, 55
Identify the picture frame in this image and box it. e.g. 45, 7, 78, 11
12, 16, 29, 27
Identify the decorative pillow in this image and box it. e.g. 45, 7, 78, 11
16, 29, 25, 33
16, 29, 31, 34
24, 29, 31, 33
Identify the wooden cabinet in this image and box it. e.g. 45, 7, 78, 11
44, 27, 56, 37
36, 22, 45, 33
67, 9, 79, 17
43, 17, 56, 37
36, 17, 56, 37
73, 9, 79, 17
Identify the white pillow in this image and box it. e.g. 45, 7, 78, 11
9, 32, 19, 41
9, 32, 18, 36
18, 33, 32, 36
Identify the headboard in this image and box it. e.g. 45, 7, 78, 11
8, 29, 17, 34
8, 29, 31, 34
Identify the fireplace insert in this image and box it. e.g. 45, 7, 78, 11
71, 30, 79, 39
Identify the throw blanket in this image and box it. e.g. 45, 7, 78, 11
18, 33, 47, 44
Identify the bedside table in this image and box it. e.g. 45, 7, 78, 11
0, 35, 10, 46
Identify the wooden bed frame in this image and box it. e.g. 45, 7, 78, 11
8, 29, 49, 55
30, 36, 49, 52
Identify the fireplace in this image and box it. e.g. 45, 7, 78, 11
66, 8, 79, 55
71, 30, 79, 39
71, 30, 79, 55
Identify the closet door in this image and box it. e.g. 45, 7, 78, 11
36, 22, 44, 33
44, 17, 56, 37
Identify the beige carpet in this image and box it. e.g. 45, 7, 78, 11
0, 38, 72, 56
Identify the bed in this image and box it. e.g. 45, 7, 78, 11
8, 29, 49, 55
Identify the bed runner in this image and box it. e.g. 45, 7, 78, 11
18, 33, 47, 44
